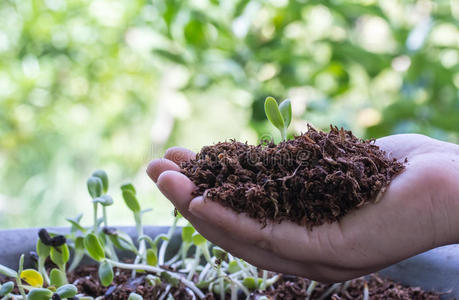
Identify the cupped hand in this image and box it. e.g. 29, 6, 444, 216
147, 134, 459, 283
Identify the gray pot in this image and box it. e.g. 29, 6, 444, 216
1, 227, 457, 299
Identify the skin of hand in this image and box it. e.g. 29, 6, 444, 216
147, 134, 459, 283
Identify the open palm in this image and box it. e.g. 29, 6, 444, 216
147, 134, 459, 283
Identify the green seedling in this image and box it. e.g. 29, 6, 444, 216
264, 96, 292, 140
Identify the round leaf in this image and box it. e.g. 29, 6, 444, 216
84, 233, 105, 261
50, 244, 70, 267
20, 269, 44, 288
181, 226, 195, 243
0, 281, 14, 297
146, 249, 157, 266
98, 260, 114, 287
212, 246, 227, 261
36, 240, 50, 258
264, 96, 284, 131
27, 288, 53, 300
50, 268, 67, 287
87, 176, 103, 199
128, 292, 143, 300
242, 277, 257, 290
56, 284, 78, 298
92, 170, 109, 193
278, 98, 292, 128
122, 189, 141, 213
192, 234, 206, 246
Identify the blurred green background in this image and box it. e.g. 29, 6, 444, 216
0, 0, 458, 228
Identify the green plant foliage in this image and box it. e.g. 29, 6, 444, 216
92, 170, 109, 194
0, 281, 14, 297
36, 240, 50, 258
0, 264, 18, 278
50, 245, 70, 269
98, 261, 114, 287
49, 268, 67, 288
27, 288, 53, 300
93, 195, 114, 206
264, 97, 285, 132
20, 269, 43, 288
84, 233, 106, 262
56, 284, 78, 298
122, 189, 141, 213
87, 177, 103, 199
128, 292, 143, 300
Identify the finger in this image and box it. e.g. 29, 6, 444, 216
188, 196, 334, 263
155, 171, 318, 277
164, 146, 196, 165
146, 158, 180, 183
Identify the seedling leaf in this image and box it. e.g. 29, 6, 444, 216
36, 240, 50, 258
122, 189, 141, 213
146, 249, 158, 266
264, 96, 285, 131
0, 264, 18, 277
128, 292, 143, 300
192, 233, 206, 246
50, 268, 67, 287
181, 226, 195, 243
56, 284, 78, 298
50, 244, 70, 268
0, 281, 14, 297
278, 99, 292, 128
87, 176, 103, 199
98, 260, 114, 287
27, 288, 53, 300
84, 233, 105, 261
93, 195, 114, 206
92, 170, 109, 193
120, 183, 136, 194
20, 269, 44, 288
242, 277, 257, 290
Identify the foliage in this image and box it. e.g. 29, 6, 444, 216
0, 0, 458, 227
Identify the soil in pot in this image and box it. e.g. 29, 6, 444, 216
181, 125, 405, 227
0, 268, 446, 299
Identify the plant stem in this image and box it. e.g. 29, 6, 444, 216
92, 203, 98, 232
259, 270, 268, 290
102, 206, 119, 262
281, 127, 287, 141
158, 216, 178, 266
131, 212, 145, 278
187, 247, 201, 281
106, 260, 205, 299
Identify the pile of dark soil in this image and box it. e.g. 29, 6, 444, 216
0, 270, 445, 299
181, 125, 405, 227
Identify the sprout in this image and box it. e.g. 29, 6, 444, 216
98, 260, 114, 287
264, 96, 292, 141
84, 233, 105, 262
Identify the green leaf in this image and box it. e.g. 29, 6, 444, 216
264, 96, 285, 131
146, 249, 158, 266
212, 246, 227, 261
226, 261, 241, 274
27, 288, 53, 300
0, 264, 17, 278
93, 195, 114, 206
20, 269, 43, 287
109, 231, 138, 253
92, 170, 109, 193
120, 183, 136, 194
84, 233, 105, 261
181, 226, 195, 243
50, 244, 70, 268
66, 214, 86, 232
192, 233, 206, 246
50, 268, 67, 287
128, 292, 143, 300
278, 98, 292, 128
98, 260, 114, 287
56, 284, 77, 298
0, 281, 14, 297
36, 240, 50, 258
242, 277, 257, 290
122, 189, 141, 213
87, 176, 103, 199
160, 272, 179, 287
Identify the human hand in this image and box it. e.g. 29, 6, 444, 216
147, 134, 459, 283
